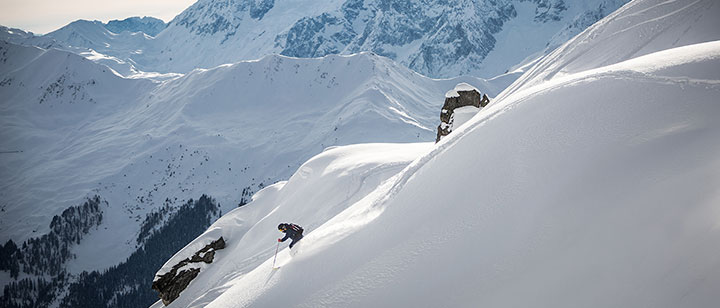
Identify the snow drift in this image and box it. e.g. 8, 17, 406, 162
499, 0, 720, 100
156, 0, 720, 306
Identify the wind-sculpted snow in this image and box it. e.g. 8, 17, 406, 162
177, 38, 720, 308
499, 0, 720, 101
160, 0, 720, 306
150, 143, 432, 307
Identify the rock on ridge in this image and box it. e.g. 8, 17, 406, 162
152, 237, 226, 306
436, 83, 489, 142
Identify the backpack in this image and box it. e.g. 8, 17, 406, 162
289, 223, 303, 233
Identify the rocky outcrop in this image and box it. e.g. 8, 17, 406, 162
152, 237, 226, 306
436, 83, 490, 142
275, 0, 518, 78
104, 17, 167, 36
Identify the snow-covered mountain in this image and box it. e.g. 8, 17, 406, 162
138, 0, 630, 78
0, 36, 506, 306
0, 17, 169, 78
3, 0, 717, 307
2, 0, 628, 78
499, 0, 720, 101
151, 0, 720, 307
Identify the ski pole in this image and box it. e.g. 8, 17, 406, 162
272, 241, 280, 268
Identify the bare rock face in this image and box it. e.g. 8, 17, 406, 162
152, 237, 226, 306
436, 83, 490, 142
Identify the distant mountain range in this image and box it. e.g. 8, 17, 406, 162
2, 0, 628, 78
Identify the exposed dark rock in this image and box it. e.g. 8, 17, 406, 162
152, 237, 226, 306
249, 0, 276, 20
155, 268, 199, 306
436, 83, 490, 142
104, 17, 167, 36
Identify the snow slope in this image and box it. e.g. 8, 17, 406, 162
152, 142, 432, 308
0, 41, 504, 276
0, 42, 155, 241
188, 37, 720, 308
157, 0, 720, 306
499, 0, 720, 101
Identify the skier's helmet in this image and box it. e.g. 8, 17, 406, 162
278, 223, 286, 231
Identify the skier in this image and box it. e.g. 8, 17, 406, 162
277, 223, 304, 249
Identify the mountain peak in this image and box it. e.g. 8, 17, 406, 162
154, 0, 629, 78
169, 0, 276, 36
14, 0, 629, 78
105, 16, 167, 36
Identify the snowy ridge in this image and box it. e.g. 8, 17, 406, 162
197, 39, 720, 308
1, 18, 169, 79
498, 0, 720, 101
156, 0, 720, 306
445, 82, 480, 98
151, 143, 432, 307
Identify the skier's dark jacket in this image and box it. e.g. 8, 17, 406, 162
279, 223, 304, 242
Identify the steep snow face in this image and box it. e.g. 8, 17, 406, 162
0, 42, 503, 275
159, 0, 720, 306
499, 0, 720, 100
151, 142, 432, 307
182, 38, 720, 308
2, 0, 628, 78
449, 105, 481, 129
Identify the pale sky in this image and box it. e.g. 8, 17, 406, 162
0, 0, 198, 34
